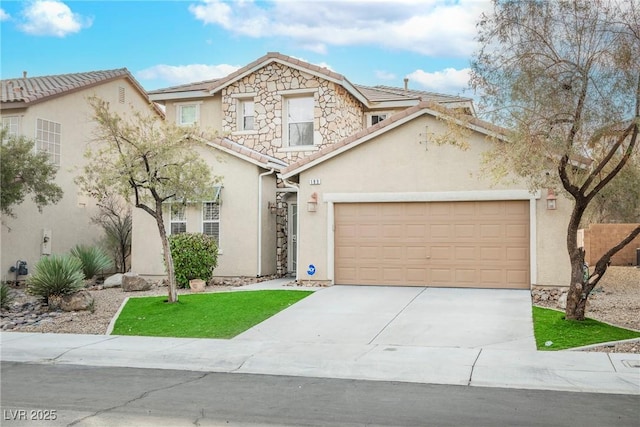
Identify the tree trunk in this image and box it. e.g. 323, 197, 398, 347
154, 201, 178, 303
565, 197, 588, 320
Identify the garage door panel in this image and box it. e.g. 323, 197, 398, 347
334, 201, 529, 288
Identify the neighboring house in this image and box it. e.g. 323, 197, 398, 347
0, 69, 158, 281
139, 52, 570, 288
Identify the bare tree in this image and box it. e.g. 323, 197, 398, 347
77, 97, 218, 303
472, 0, 640, 320
92, 195, 132, 273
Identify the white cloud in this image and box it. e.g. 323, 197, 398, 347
137, 63, 241, 85
375, 70, 396, 80
188, 0, 490, 56
406, 67, 472, 95
0, 8, 10, 21
19, 0, 92, 37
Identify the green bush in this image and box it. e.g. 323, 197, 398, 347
27, 255, 85, 300
169, 233, 218, 288
1, 283, 15, 310
70, 244, 113, 279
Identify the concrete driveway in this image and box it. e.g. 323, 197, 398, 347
235, 286, 536, 350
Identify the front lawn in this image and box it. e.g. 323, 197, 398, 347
111, 290, 312, 338
532, 306, 640, 351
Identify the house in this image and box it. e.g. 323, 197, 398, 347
137, 52, 570, 288
0, 69, 158, 281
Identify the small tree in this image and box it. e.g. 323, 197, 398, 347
92, 195, 132, 273
472, 0, 640, 320
0, 130, 63, 217
76, 97, 218, 303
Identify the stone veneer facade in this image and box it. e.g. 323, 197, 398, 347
221, 62, 365, 164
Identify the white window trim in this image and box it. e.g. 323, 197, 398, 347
35, 118, 61, 166
201, 201, 220, 242
169, 203, 187, 235
366, 111, 392, 127
1, 115, 21, 138
283, 95, 316, 148
237, 98, 255, 132
174, 101, 202, 126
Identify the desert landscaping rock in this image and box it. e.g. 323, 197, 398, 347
58, 290, 95, 312
122, 273, 151, 292
103, 273, 124, 288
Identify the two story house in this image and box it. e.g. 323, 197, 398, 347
139, 52, 570, 289
0, 69, 158, 281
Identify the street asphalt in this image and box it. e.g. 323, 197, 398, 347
1, 279, 639, 395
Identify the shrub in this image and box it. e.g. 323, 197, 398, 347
70, 244, 113, 279
169, 233, 218, 288
1, 283, 15, 310
27, 255, 85, 300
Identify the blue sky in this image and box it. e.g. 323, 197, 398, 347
0, 0, 490, 95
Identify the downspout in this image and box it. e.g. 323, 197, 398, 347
281, 177, 299, 281
257, 168, 276, 277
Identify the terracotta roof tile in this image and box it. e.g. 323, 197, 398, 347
205, 137, 287, 169
2, 69, 131, 104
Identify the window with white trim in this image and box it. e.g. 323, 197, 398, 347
170, 204, 187, 234
202, 186, 222, 244
177, 104, 199, 126
240, 100, 254, 131
1, 116, 20, 139
286, 96, 314, 146
202, 202, 220, 243
36, 118, 61, 166
370, 114, 388, 125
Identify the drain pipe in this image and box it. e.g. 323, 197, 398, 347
257, 168, 275, 277
280, 177, 299, 281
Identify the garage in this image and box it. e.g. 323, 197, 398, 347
334, 200, 530, 289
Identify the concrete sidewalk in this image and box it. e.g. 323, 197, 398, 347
1, 331, 638, 395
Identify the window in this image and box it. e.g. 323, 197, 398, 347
287, 97, 314, 146
36, 118, 61, 166
240, 100, 255, 131
371, 114, 387, 125
1, 116, 20, 139
170, 204, 187, 234
202, 202, 220, 243
177, 104, 199, 126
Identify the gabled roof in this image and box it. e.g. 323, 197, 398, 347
281, 101, 507, 178
355, 84, 472, 105
204, 136, 288, 170
148, 78, 221, 96
1, 69, 157, 112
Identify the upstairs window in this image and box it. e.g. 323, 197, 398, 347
177, 103, 199, 126
371, 114, 388, 125
287, 97, 314, 146
36, 118, 61, 166
240, 100, 255, 131
1, 116, 20, 139
170, 204, 187, 234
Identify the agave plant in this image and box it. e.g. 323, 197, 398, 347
70, 245, 113, 280
0, 283, 15, 310
27, 255, 85, 300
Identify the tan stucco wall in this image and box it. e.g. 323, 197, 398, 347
162, 95, 223, 135
294, 113, 571, 287
130, 146, 278, 278
0, 79, 151, 281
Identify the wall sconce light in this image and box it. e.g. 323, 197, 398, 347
268, 201, 277, 214
307, 192, 318, 212
546, 188, 557, 210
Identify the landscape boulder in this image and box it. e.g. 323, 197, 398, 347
103, 273, 124, 288
48, 290, 94, 312
122, 273, 152, 292
189, 279, 206, 293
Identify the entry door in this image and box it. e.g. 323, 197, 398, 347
288, 203, 298, 273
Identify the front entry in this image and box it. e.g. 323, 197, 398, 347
288, 202, 297, 274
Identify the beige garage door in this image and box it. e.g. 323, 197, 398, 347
334, 201, 530, 289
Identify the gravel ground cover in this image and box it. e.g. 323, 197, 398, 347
2, 268, 639, 353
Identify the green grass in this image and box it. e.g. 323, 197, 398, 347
532, 306, 640, 351
111, 290, 312, 338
